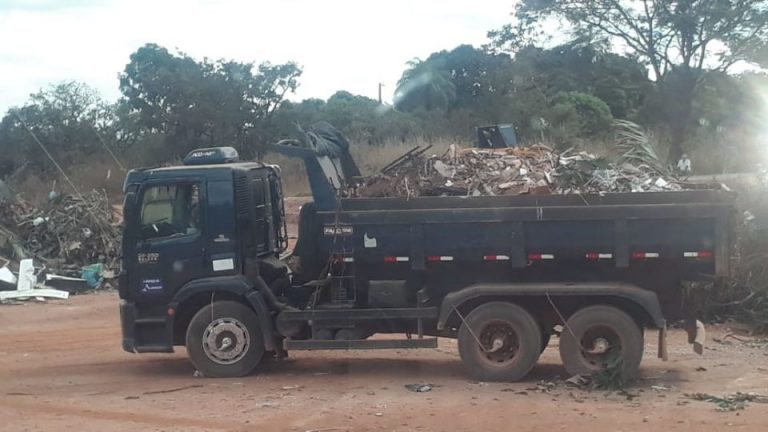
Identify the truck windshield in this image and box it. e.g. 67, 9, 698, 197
139, 183, 200, 240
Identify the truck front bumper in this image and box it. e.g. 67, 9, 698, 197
120, 300, 138, 353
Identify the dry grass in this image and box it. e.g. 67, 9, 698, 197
8, 156, 125, 204
262, 153, 310, 197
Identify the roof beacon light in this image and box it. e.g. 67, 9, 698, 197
183, 147, 240, 165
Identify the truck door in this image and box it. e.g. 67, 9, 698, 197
126, 180, 210, 301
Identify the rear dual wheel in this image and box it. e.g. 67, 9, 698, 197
559, 305, 644, 380
458, 302, 542, 382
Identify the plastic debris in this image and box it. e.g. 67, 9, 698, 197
565, 375, 591, 388
0, 266, 16, 285
0, 258, 70, 302
404, 383, 433, 393
81, 263, 104, 288
46, 273, 91, 294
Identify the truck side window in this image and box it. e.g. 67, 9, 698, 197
139, 184, 200, 240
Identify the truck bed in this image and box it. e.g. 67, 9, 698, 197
317, 190, 735, 277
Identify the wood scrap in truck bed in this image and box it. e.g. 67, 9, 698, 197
353, 145, 687, 198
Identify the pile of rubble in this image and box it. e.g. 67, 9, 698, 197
354, 145, 683, 198
0, 190, 121, 284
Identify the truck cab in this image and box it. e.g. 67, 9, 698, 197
120, 148, 289, 359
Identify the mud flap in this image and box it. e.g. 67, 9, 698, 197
657, 323, 668, 361
683, 319, 706, 355
693, 320, 705, 355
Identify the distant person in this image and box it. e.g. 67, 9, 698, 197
677, 153, 692, 175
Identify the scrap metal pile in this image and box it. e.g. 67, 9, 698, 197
0, 190, 121, 281
353, 145, 684, 198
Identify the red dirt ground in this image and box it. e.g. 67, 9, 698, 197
1, 291, 767, 432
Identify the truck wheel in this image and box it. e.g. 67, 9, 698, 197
185, 301, 265, 378
457, 302, 542, 382
559, 305, 643, 379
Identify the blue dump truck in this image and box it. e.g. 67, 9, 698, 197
119, 135, 735, 381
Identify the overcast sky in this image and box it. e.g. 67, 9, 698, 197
0, 0, 514, 113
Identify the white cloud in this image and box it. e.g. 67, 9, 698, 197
0, 0, 514, 112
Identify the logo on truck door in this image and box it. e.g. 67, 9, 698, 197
140, 278, 163, 292
323, 225, 353, 236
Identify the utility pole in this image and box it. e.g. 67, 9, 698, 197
378, 82, 385, 104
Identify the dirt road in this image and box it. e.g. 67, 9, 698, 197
1, 292, 767, 432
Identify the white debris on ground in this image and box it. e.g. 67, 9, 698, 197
0, 258, 69, 303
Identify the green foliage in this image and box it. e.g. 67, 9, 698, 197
0, 81, 110, 172
119, 43, 301, 157
394, 58, 457, 112
591, 358, 626, 391
547, 91, 613, 143
614, 120, 666, 174
492, 0, 768, 160
272, 91, 423, 146
686, 392, 768, 411
511, 43, 649, 119
394, 45, 515, 113
2, 33, 767, 187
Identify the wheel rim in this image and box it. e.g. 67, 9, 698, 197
475, 320, 520, 366
578, 325, 621, 370
202, 317, 250, 365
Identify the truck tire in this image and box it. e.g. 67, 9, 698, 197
559, 305, 643, 379
185, 301, 265, 378
457, 302, 542, 382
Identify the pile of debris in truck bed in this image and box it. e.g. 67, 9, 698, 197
0, 189, 121, 285
353, 144, 684, 198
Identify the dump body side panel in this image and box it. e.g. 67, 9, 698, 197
311, 191, 734, 319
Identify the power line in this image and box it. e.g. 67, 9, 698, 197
91, 126, 127, 172
12, 110, 109, 237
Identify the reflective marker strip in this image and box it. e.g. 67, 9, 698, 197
586, 252, 613, 260
427, 256, 454, 262
384, 256, 409, 262
528, 253, 555, 260
684, 251, 713, 258
483, 255, 510, 261
333, 256, 354, 263
632, 252, 660, 259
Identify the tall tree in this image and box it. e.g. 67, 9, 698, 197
0, 81, 109, 172
394, 58, 457, 112
511, 42, 650, 118
394, 45, 513, 113
119, 43, 301, 156
490, 0, 768, 160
